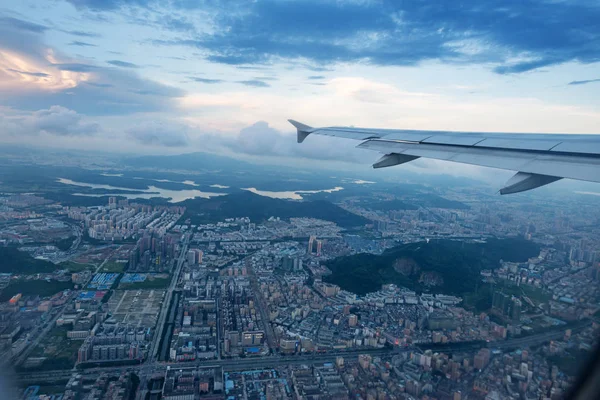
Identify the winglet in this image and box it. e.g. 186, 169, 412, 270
288, 119, 313, 143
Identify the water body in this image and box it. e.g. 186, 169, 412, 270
243, 187, 344, 200
57, 178, 225, 202
133, 177, 200, 186
575, 191, 600, 197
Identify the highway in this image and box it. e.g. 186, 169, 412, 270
15, 321, 590, 384
149, 234, 188, 361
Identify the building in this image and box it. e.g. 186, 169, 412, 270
241, 331, 264, 347
348, 314, 358, 327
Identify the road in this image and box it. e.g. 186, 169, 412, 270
149, 234, 189, 361
247, 258, 278, 350
16, 321, 590, 384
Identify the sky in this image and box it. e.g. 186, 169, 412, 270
1, 0, 600, 177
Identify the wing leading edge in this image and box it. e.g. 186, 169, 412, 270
288, 119, 600, 194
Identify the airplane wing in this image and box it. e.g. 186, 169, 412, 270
289, 120, 600, 194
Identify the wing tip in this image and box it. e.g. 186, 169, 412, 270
288, 119, 313, 143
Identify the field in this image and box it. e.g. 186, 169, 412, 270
27, 326, 80, 371
0, 279, 74, 302
107, 290, 166, 327
119, 275, 171, 290
100, 261, 126, 273
59, 261, 95, 272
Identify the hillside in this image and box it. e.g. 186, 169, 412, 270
0, 247, 58, 274
181, 191, 368, 228
324, 238, 540, 295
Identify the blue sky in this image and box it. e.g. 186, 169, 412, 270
1, 0, 599, 175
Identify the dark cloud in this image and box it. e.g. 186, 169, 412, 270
238, 80, 270, 88
236, 66, 271, 71
107, 60, 139, 68
7, 69, 50, 77
189, 77, 224, 84
161, 15, 195, 32
160, 56, 187, 60
69, 40, 97, 47
53, 63, 99, 72
127, 122, 189, 147
62, 29, 101, 37
146, 0, 600, 74
568, 78, 600, 86
84, 82, 114, 88
0, 16, 47, 33
65, 0, 147, 10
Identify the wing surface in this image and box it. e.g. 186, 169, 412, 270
289, 119, 600, 194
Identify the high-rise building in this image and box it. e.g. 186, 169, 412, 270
316, 240, 322, 256
187, 250, 196, 265
308, 236, 316, 254
511, 298, 522, 322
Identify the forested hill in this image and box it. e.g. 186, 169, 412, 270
181, 191, 368, 228
324, 238, 540, 295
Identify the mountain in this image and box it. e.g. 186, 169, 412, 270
122, 152, 255, 171
324, 238, 540, 295
181, 191, 368, 228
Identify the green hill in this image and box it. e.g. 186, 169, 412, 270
324, 238, 539, 295
0, 247, 57, 274
182, 191, 368, 228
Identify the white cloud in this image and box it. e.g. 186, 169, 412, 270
1, 105, 99, 137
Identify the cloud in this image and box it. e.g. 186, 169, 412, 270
184, 121, 375, 165
144, 0, 600, 74
189, 77, 224, 84
1, 106, 99, 137
180, 76, 600, 137
308, 75, 325, 80
127, 121, 190, 147
238, 80, 270, 88
568, 78, 600, 86
53, 63, 98, 72
65, 0, 147, 11
7, 69, 50, 78
69, 41, 97, 47
107, 60, 139, 68
0, 18, 183, 115
0, 16, 47, 33
61, 29, 101, 38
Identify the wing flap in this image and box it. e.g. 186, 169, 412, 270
358, 139, 600, 183
474, 138, 562, 151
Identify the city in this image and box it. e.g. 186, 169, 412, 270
1, 173, 599, 399
2, 0, 600, 399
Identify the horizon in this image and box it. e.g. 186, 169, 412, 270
1, 0, 600, 183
